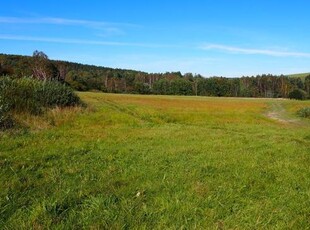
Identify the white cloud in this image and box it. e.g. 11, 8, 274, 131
201, 44, 310, 57
0, 34, 176, 48
0, 16, 139, 37
0, 16, 138, 28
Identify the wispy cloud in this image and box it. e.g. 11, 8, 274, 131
0, 16, 138, 28
0, 16, 139, 37
0, 34, 178, 48
200, 44, 310, 57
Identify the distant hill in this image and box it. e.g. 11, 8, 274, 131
0, 53, 309, 98
287, 73, 310, 82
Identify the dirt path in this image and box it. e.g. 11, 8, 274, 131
266, 100, 299, 124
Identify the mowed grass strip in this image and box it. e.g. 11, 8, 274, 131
0, 92, 309, 229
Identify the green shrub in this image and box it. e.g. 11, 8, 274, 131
34, 81, 81, 108
0, 95, 8, 124
288, 89, 307, 100
297, 107, 310, 118
0, 77, 82, 129
0, 95, 13, 129
0, 77, 42, 114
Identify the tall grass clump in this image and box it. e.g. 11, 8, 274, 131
297, 107, 310, 118
0, 95, 11, 129
0, 77, 82, 128
34, 80, 82, 108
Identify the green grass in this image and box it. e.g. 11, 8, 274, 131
1, 92, 310, 229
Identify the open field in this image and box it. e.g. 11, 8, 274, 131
1, 92, 310, 229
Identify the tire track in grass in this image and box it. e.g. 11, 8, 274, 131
266, 100, 300, 125
102, 99, 176, 124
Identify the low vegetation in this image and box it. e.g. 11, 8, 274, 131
0, 95, 11, 129
297, 107, 310, 118
0, 77, 82, 129
0, 51, 309, 228
1, 92, 309, 229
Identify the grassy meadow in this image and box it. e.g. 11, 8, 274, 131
1, 92, 310, 229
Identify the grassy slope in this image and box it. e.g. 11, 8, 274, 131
287, 72, 310, 82
1, 93, 310, 229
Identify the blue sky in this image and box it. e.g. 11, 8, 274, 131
1, 1, 310, 77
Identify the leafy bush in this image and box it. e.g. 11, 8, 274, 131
0, 79, 12, 119
34, 81, 81, 108
297, 107, 310, 118
0, 95, 8, 125
0, 95, 14, 129
0, 77, 42, 114
288, 89, 307, 100
0, 77, 82, 129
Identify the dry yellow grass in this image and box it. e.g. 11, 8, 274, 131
79, 92, 270, 126
11, 106, 84, 132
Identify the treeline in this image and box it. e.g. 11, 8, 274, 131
1, 53, 309, 98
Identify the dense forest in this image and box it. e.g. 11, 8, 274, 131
1, 52, 309, 99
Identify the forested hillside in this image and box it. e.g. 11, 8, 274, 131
1, 53, 309, 98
